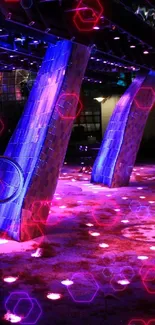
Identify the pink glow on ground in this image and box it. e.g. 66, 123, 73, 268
3, 276, 18, 283
61, 279, 74, 286
47, 293, 62, 300
4, 312, 22, 323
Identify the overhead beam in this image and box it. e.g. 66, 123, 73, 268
110, 0, 155, 49
0, 13, 58, 45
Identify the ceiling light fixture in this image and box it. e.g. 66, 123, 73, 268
114, 37, 120, 40
94, 97, 104, 102
143, 51, 149, 54
130, 45, 136, 48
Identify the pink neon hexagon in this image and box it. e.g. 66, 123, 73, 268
73, 0, 103, 32
67, 272, 99, 303
128, 320, 146, 325
102, 251, 116, 267
142, 267, 155, 294
0, 118, 4, 135
92, 199, 121, 227
102, 266, 114, 280
134, 87, 155, 110
121, 266, 135, 281
56, 93, 83, 120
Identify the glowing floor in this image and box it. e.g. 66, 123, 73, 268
0, 164, 155, 325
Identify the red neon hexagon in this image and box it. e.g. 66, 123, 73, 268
128, 320, 146, 325
134, 87, 155, 110
92, 199, 121, 227
21, 220, 46, 242
31, 200, 66, 226
56, 93, 83, 120
0, 119, 4, 135
148, 320, 155, 325
139, 259, 154, 280
73, 0, 103, 32
142, 267, 155, 294
31, 200, 51, 224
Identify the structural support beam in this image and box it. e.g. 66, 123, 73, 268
91, 71, 155, 187
0, 40, 90, 241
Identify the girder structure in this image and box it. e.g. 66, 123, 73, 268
0, 1, 155, 73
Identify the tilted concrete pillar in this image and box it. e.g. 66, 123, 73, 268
0, 40, 90, 241
91, 71, 155, 187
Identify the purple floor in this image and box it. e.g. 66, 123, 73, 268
0, 164, 155, 325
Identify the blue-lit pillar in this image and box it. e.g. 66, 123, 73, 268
91, 72, 155, 187
0, 40, 90, 241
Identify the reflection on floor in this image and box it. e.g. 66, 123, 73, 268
0, 164, 155, 325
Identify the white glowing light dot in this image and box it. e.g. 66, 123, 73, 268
99, 243, 109, 248
117, 279, 130, 285
139, 196, 146, 199
71, 179, 76, 182
136, 173, 140, 176
78, 174, 82, 176
59, 205, 67, 209
3, 276, 18, 283
106, 194, 112, 197
47, 293, 62, 300
149, 201, 155, 204
55, 197, 61, 200
137, 255, 148, 260
31, 248, 42, 257
89, 231, 100, 237
61, 279, 73, 286
4, 312, 22, 323
137, 187, 143, 190
150, 246, 155, 251
0, 238, 8, 244
77, 200, 83, 203
63, 173, 67, 175
84, 178, 89, 180
114, 208, 120, 212
121, 219, 129, 223
122, 197, 128, 200
86, 223, 94, 227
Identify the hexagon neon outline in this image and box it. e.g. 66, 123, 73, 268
67, 272, 99, 303
56, 93, 83, 120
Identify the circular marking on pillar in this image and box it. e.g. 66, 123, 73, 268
0, 156, 24, 203
122, 224, 155, 242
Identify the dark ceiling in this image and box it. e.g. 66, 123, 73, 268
0, 0, 155, 84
